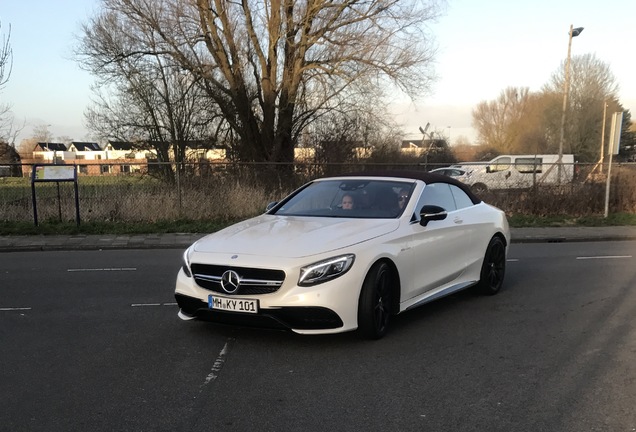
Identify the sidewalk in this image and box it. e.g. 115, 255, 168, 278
511, 226, 636, 243
2, 226, 636, 252
0, 233, 205, 252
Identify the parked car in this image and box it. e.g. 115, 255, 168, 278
175, 171, 510, 339
429, 167, 473, 182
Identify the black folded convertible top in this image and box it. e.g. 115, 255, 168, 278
335, 170, 482, 205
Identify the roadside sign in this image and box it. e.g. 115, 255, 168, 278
33, 165, 76, 181
609, 112, 623, 155
30, 164, 80, 226
604, 112, 624, 217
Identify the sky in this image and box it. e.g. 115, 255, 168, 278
1, 0, 635, 145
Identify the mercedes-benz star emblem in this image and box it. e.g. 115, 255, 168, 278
220, 270, 240, 294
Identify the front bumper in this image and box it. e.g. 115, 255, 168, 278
175, 293, 344, 331
174, 261, 364, 334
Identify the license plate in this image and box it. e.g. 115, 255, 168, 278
208, 295, 258, 314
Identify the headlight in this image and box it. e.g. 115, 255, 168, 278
181, 247, 193, 278
298, 254, 355, 286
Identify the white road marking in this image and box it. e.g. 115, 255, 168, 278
0, 307, 32, 311
576, 255, 632, 260
202, 339, 234, 387
131, 302, 177, 307
507, 259, 519, 262
67, 268, 137, 272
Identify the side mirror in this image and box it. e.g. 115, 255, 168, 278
265, 201, 278, 212
419, 205, 447, 227
486, 166, 491, 173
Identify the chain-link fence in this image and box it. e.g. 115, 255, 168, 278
1, 161, 635, 224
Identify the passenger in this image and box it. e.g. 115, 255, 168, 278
341, 194, 354, 210
397, 189, 410, 210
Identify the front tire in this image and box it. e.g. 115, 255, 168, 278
358, 262, 393, 339
474, 236, 506, 295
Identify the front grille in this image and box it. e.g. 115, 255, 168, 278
191, 264, 286, 295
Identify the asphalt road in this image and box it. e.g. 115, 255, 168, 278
1, 243, 636, 432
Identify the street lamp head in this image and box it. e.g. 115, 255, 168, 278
571, 27, 584, 37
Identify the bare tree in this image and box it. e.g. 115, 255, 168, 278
472, 87, 536, 153
543, 53, 620, 162
84, 59, 222, 171
31, 124, 55, 143
1, 20, 14, 143
14, 124, 55, 160
308, 115, 360, 173
0, 21, 11, 90
515, 92, 557, 154
78, 11, 225, 180
78, 0, 441, 164
473, 54, 624, 162
451, 139, 480, 161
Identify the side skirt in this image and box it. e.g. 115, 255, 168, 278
402, 280, 478, 312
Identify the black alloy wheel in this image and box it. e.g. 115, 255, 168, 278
358, 261, 393, 339
475, 236, 506, 295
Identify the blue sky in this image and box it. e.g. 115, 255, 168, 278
394, 0, 636, 141
2, 0, 635, 145
2, 0, 98, 142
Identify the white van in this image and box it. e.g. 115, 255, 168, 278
456, 154, 575, 193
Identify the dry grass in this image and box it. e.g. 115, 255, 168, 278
2, 164, 636, 224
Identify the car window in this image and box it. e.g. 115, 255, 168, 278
413, 183, 457, 221
273, 179, 415, 219
449, 184, 474, 209
489, 156, 511, 172
515, 157, 542, 174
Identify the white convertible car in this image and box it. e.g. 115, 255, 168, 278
175, 171, 509, 339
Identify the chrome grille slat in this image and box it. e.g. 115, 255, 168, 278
194, 274, 221, 282
240, 279, 283, 287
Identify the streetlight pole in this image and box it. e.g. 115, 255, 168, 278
557, 24, 584, 182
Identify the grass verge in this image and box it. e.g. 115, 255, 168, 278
507, 213, 636, 227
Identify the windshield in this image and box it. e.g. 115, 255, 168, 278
272, 179, 415, 218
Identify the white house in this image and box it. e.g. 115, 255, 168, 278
67, 142, 106, 161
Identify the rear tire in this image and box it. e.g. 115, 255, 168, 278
474, 236, 506, 295
358, 262, 393, 340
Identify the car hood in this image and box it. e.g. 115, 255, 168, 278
193, 215, 400, 258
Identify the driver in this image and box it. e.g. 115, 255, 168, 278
341, 194, 354, 210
